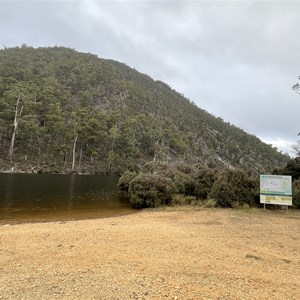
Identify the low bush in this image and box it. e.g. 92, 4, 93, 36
176, 163, 194, 175
117, 170, 137, 191
120, 163, 263, 210
140, 161, 169, 174
129, 173, 176, 208
140, 161, 195, 195
163, 167, 194, 194
209, 169, 259, 208
193, 168, 218, 199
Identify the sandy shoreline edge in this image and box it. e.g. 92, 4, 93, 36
1, 208, 300, 300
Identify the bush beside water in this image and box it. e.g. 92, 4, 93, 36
128, 174, 175, 208
117, 170, 137, 191
118, 162, 263, 209
209, 169, 259, 208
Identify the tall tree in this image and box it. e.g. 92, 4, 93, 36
0, 82, 38, 162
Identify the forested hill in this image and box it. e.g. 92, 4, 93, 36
0, 46, 288, 174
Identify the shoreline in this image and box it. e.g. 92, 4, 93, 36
1, 208, 300, 299
1, 205, 299, 226
0, 209, 138, 226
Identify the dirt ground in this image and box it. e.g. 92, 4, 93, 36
0, 207, 300, 300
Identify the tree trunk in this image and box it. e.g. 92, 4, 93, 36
63, 150, 67, 167
78, 147, 83, 169
9, 94, 23, 161
72, 134, 78, 171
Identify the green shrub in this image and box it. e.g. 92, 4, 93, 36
292, 179, 300, 208
176, 163, 194, 175
140, 161, 194, 195
279, 157, 300, 180
193, 168, 218, 199
140, 161, 169, 174
183, 168, 218, 200
117, 170, 137, 191
184, 180, 197, 197
128, 173, 176, 208
163, 167, 194, 194
209, 169, 259, 208
122, 163, 261, 209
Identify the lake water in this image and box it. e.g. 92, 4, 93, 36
0, 174, 135, 224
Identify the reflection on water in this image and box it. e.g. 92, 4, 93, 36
0, 174, 134, 224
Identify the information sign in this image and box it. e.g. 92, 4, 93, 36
260, 175, 292, 206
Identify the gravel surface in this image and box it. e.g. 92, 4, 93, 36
1, 207, 300, 300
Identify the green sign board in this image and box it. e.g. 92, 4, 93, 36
260, 175, 292, 206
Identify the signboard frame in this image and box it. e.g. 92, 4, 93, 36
260, 175, 292, 209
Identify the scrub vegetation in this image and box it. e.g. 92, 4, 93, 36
118, 163, 259, 208
119, 159, 300, 209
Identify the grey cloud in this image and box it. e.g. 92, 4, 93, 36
0, 0, 300, 154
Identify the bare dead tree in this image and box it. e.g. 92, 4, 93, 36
9, 93, 24, 161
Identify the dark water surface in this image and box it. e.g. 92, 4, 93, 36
0, 174, 135, 224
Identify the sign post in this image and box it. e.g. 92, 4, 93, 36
260, 175, 292, 211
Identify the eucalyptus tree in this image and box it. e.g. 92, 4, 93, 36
0, 81, 38, 163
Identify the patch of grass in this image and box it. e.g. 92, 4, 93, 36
245, 254, 262, 260
281, 259, 291, 264
202, 198, 217, 208
171, 194, 197, 206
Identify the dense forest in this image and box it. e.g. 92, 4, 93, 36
0, 46, 289, 174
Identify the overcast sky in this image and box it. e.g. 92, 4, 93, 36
1, 0, 299, 155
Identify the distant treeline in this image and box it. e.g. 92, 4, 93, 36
0, 46, 288, 174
